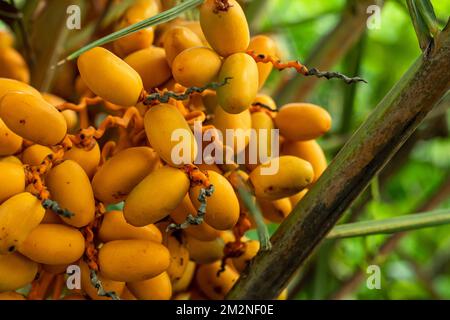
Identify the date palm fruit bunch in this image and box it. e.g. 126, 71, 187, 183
0, 0, 331, 300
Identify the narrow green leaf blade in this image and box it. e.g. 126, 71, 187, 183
59, 0, 203, 64
415, 0, 440, 37
406, 0, 432, 51
327, 209, 450, 240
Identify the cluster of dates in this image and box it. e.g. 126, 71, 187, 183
0, 0, 331, 300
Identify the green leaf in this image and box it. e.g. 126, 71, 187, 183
327, 209, 450, 239
415, 0, 440, 37
58, 0, 203, 64
370, 175, 381, 203
406, 0, 432, 51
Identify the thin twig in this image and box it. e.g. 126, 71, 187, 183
90, 269, 120, 300
247, 51, 367, 85
144, 78, 232, 105
41, 199, 74, 218
304, 67, 367, 84
166, 185, 215, 231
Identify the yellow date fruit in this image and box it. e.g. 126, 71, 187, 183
162, 230, 189, 282
0, 156, 21, 165
0, 47, 29, 83
219, 230, 236, 244
275, 103, 332, 141
196, 261, 239, 300
0, 192, 44, 254
164, 26, 203, 66
41, 209, 64, 224
197, 163, 223, 174
42, 263, 69, 275
282, 140, 327, 183
77, 47, 143, 106
157, 19, 207, 48
92, 147, 159, 204
41, 93, 78, 132
125, 166, 190, 227
212, 106, 252, 154
253, 93, 277, 111
79, 260, 125, 300
127, 271, 172, 300
98, 210, 162, 243
200, 0, 249, 57
21, 144, 53, 166
120, 287, 137, 300
0, 162, 25, 204
124, 47, 172, 90
0, 92, 67, 146
189, 287, 208, 300
75, 75, 91, 97
63, 142, 100, 179
0, 253, 38, 292
181, 20, 208, 46
19, 224, 85, 265
172, 47, 222, 87
114, 20, 154, 58
0, 30, 13, 48
186, 235, 224, 264
61, 109, 78, 132
172, 261, 196, 293
258, 197, 292, 223
46, 160, 95, 228
170, 194, 220, 241
217, 53, 258, 114
190, 170, 240, 230
173, 292, 191, 300
231, 240, 260, 273
113, 0, 159, 57
247, 110, 275, 169
98, 239, 170, 282
0, 118, 22, 156
0, 78, 39, 101
41, 92, 64, 105
0, 292, 26, 300
144, 103, 197, 167
248, 35, 277, 89
290, 189, 308, 207
126, 0, 160, 24
249, 156, 314, 200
